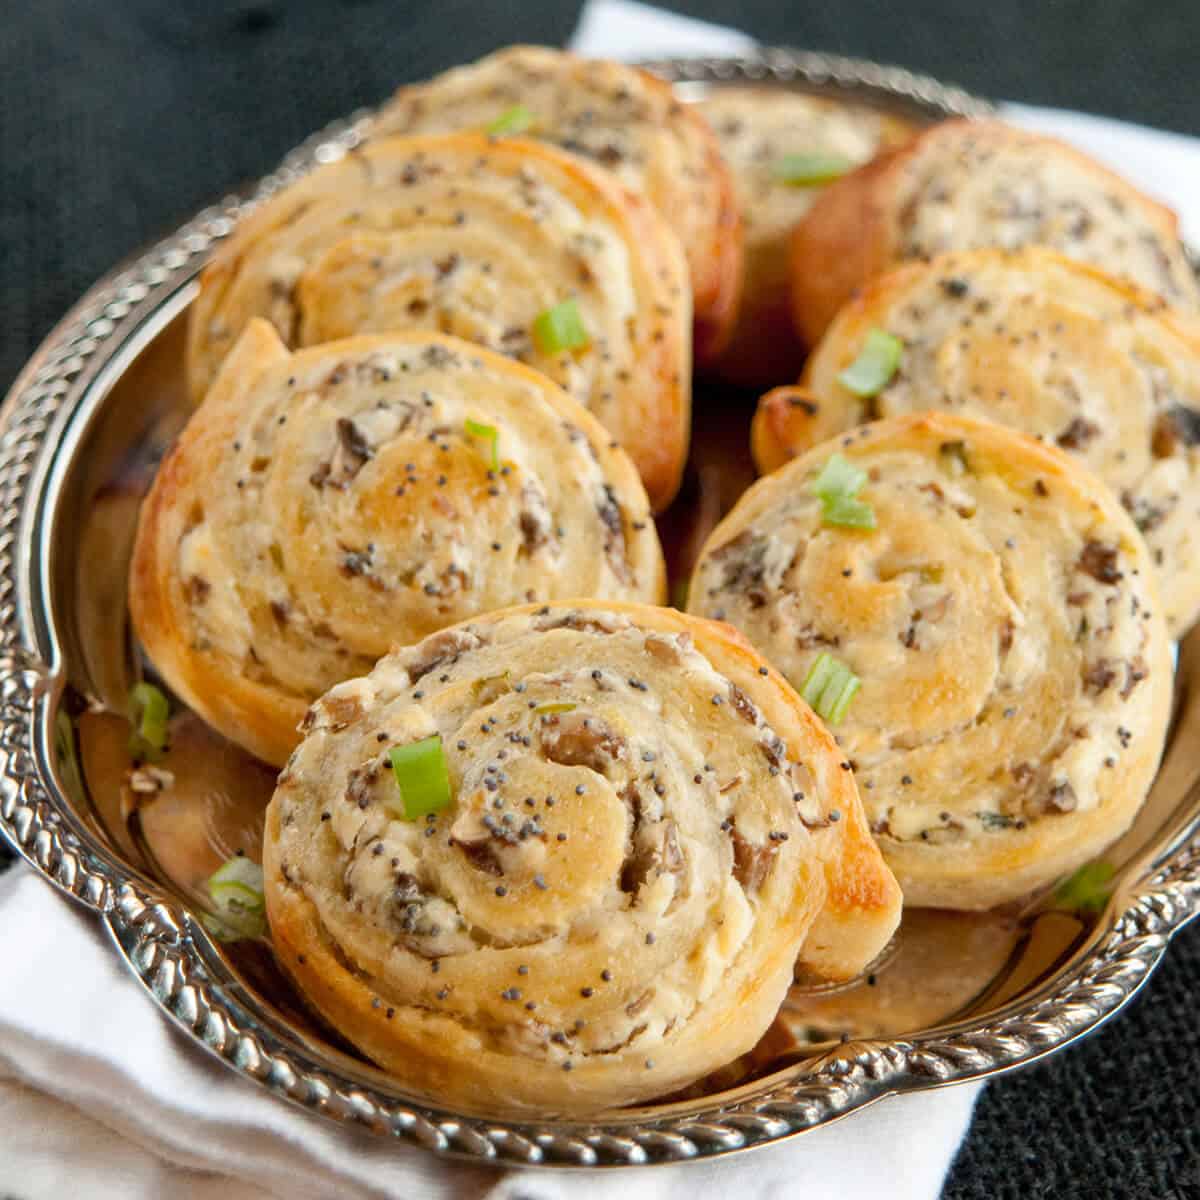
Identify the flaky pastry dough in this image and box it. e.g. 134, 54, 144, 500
263, 602, 901, 1114
790, 119, 1199, 344
188, 132, 691, 509
693, 413, 1172, 908
755, 248, 1200, 633
375, 46, 741, 362
133, 323, 665, 767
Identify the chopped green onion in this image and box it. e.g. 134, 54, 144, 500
464, 418, 500, 471
533, 701, 576, 715
771, 152, 854, 186
209, 855, 263, 891
128, 681, 169, 762
388, 734, 452, 821
486, 104, 536, 136
810, 453, 876, 530
1055, 861, 1115, 915
821, 495, 876, 529
532, 299, 590, 355
209, 856, 265, 907
801, 653, 861, 725
811, 453, 868, 501
206, 855, 266, 940
836, 328, 903, 397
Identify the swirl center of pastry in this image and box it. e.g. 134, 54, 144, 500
787, 495, 1011, 744
427, 697, 633, 940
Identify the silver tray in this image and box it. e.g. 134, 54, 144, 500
2, 49, 1198, 1168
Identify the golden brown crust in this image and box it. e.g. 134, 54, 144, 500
691, 413, 1173, 909
188, 131, 691, 510
757, 247, 1200, 634
790, 119, 1199, 345
131, 322, 297, 765
133, 323, 666, 767
752, 385, 824, 476
790, 147, 905, 347
373, 46, 742, 364
263, 601, 900, 1114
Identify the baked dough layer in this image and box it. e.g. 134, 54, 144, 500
132, 322, 665, 767
791, 119, 1199, 345
374, 46, 741, 362
263, 602, 901, 1114
700, 88, 912, 384
692, 413, 1173, 909
188, 131, 691, 510
755, 248, 1200, 634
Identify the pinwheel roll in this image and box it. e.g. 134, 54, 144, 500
263, 602, 902, 1114
691, 413, 1173, 910
187, 132, 691, 510
753, 248, 1200, 634
699, 88, 912, 385
373, 46, 741, 361
790, 119, 1200, 344
131, 322, 666, 768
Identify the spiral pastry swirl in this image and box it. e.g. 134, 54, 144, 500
691, 413, 1173, 909
374, 46, 741, 361
755, 248, 1200, 634
187, 131, 691, 509
791, 119, 1200, 345
131, 322, 665, 767
262, 602, 901, 1114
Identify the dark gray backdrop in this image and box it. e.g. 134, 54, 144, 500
2, 3, 1198, 1197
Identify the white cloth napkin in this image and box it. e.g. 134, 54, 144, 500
0, 865, 978, 1199
5, 1, 1197, 1197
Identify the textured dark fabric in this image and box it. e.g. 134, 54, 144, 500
654, 0, 1200, 137
2, 3, 1198, 1197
